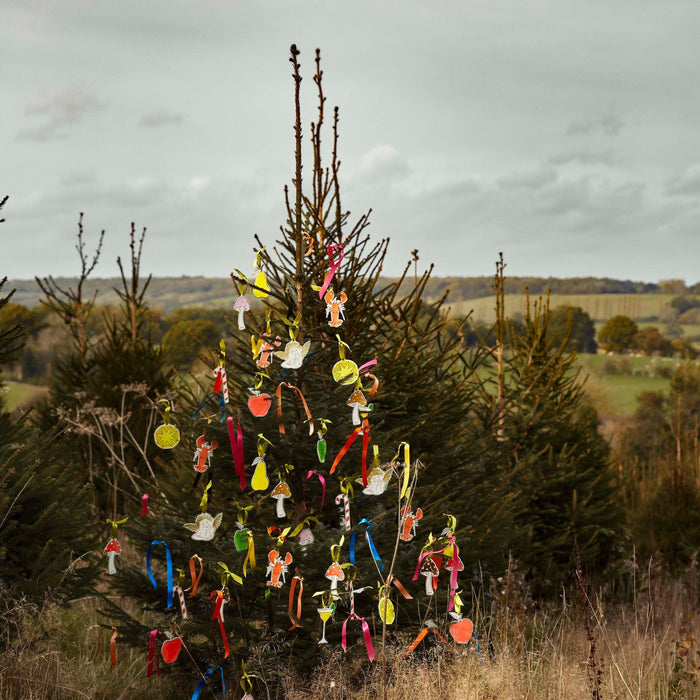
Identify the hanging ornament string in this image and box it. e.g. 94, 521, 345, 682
140, 494, 149, 517
146, 629, 161, 678
276, 382, 314, 435
288, 575, 304, 630
226, 417, 246, 490
329, 418, 370, 483
186, 555, 204, 598
146, 541, 174, 609
305, 470, 326, 511
349, 518, 383, 573
341, 613, 374, 662
191, 665, 225, 700
94, 626, 118, 666
242, 533, 256, 576
317, 243, 344, 300
210, 590, 230, 658
394, 628, 449, 665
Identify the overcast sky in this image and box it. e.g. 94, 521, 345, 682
3, 0, 700, 284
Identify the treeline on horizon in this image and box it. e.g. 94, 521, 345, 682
6, 274, 697, 313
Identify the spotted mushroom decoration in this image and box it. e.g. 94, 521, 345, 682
419, 556, 439, 596
103, 537, 122, 575
346, 387, 368, 426
233, 294, 251, 330
270, 481, 292, 519
325, 560, 345, 599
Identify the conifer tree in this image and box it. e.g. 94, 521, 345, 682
0, 199, 98, 604
100, 47, 486, 694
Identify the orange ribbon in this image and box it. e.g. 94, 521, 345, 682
186, 555, 204, 598
276, 382, 314, 436
288, 576, 304, 630
396, 628, 448, 664
95, 626, 118, 666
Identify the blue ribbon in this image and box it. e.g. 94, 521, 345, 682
191, 665, 225, 699
349, 518, 382, 573
146, 540, 173, 609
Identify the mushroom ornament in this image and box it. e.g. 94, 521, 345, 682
270, 481, 292, 519
346, 387, 368, 426
103, 538, 122, 575
233, 294, 251, 330
325, 561, 345, 599
419, 557, 439, 596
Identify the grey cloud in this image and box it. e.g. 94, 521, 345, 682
17, 84, 105, 141
547, 150, 619, 167
566, 112, 624, 137
497, 165, 557, 190
139, 110, 186, 128
357, 145, 410, 185
664, 164, 700, 197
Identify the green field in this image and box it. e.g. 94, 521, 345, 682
3, 381, 48, 412
447, 293, 677, 323
577, 353, 685, 416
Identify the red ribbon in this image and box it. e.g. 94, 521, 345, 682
147, 629, 161, 678
341, 613, 374, 662
329, 419, 370, 483
318, 244, 344, 300
276, 382, 314, 436
446, 535, 459, 612
288, 576, 304, 630
305, 470, 326, 511
227, 417, 246, 490
140, 493, 149, 517
210, 590, 230, 658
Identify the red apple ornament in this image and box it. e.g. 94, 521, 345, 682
248, 389, 272, 417
161, 635, 183, 663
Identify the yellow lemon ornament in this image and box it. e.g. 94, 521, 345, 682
332, 359, 359, 386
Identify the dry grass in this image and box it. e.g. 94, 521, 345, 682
2, 569, 700, 700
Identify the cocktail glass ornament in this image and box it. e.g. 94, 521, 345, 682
324, 288, 348, 328
317, 592, 335, 645
153, 400, 180, 449
193, 435, 218, 473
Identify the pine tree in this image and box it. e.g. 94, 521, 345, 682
0, 199, 99, 605
100, 47, 487, 695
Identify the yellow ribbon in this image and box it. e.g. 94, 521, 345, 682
243, 533, 256, 576
106, 517, 128, 538
217, 561, 243, 587
200, 481, 212, 512
330, 536, 344, 563
290, 516, 319, 538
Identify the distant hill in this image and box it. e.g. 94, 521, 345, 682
4, 275, 689, 315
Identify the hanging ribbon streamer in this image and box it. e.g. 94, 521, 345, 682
242, 532, 256, 576
305, 470, 326, 511
318, 243, 344, 300
330, 424, 361, 475
349, 519, 382, 573
276, 382, 314, 435
387, 574, 413, 600
191, 665, 226, 700
94, 626, 118, 666
393, 441, 411, 499
146, 541, 174, 609
210, 590, 230, 658
341, 613, 374, 662
395, 628, 449, 664
147, 629, 161, 678
445, 533, 460, 612
186, 555, 204, 598
288, 575, 304, 630
227, 417, 246, 491
357, 358, 378, 374
140, 494, 149, 517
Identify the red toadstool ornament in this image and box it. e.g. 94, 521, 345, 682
419, 557, 439, 596
103, 538, 122, 575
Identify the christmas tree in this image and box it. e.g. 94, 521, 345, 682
100, 46, 482, 696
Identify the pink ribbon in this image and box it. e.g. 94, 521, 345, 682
304, 470, 326, 511
341, 613, 374, 662
447, 535, 459, 612
357, 359, 377, 373
412, 549, 444, 581
318, 244, 344, 300
140, 493, 149, 517
147, 629, 161, 678
227, 417, 246, 491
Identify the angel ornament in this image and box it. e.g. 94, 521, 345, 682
184, 512, 223, 541
275, 339, 311, 369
